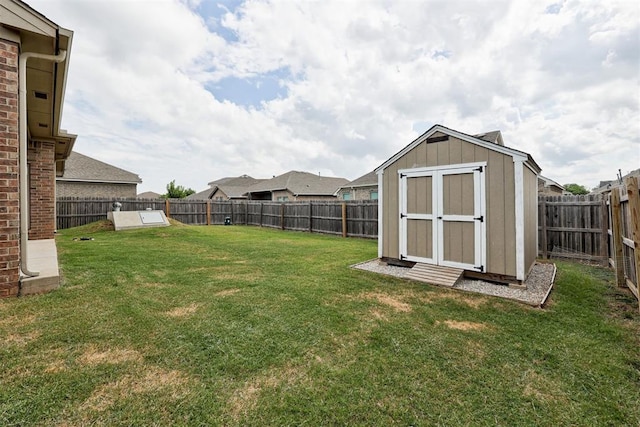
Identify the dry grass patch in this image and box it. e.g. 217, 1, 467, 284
164, 303, 202, 318
81, 366, 191, 413
0, 313, 36, 328
3, 330, 41, 347
369, 308, 389, 321
78, 344, 143, 366
226, 364, 306, 421
215, 288, 241, 297
522, 369, 568, 404
361, 292, 412, 312
438, 320, 489, 331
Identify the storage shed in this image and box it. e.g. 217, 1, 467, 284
375, 125, 541, 283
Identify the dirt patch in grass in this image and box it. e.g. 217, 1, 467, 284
361, 292, 412, 312
81, 366, 191, 413
215, 288, 241, 297
164, 303, 201, 318
438, 320, 489, 331
78, 345, 143, 366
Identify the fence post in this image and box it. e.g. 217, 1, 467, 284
342, 202, 347, 238
540, 197, 547, 259
259, 203, 263, 227
600, 197, 609, 266
308, 201, 313, 233
625, 176, 640, 312
165, 199, 170, 218
280, 203, 285, 230
611, 189, 625, 288
206, 201, 211, 226
244, 201, 248, 225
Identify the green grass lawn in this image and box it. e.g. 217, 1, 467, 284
1, 223, 639, 426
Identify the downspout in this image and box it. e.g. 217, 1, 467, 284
18, 50, 67, 277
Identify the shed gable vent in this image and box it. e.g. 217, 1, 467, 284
34, 91, 48, 100
426, 135, 449, 144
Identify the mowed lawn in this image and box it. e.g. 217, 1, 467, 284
1, 223, 639, 426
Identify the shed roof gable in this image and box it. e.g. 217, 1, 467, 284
375, 124, 540, 173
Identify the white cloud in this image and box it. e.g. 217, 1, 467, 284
27, 0, 639, 193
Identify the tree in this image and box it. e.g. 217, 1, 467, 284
162, 180, 195, 199
564, 183, 590, 195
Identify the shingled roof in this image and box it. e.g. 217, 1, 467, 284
189, 175, 265, 200
245, 171, 349, 196
57, 152, 141, 184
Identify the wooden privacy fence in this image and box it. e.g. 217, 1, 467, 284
56, 198, 378, 239
607, 177, 640, 310
538, 194, 608, 263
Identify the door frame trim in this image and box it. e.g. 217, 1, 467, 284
398, 162, 486, 271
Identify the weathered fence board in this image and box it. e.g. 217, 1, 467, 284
56, 198, 379, 239
538, 194, 608, 263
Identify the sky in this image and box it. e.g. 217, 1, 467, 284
28, 0, 640, 193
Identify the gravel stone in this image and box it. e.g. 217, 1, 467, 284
351, 260, 556, 307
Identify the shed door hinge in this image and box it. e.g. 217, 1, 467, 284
400, 254, 405, 260
474, 215, 484, 223
400, 173, 406, 178
400, 213, 406, 219
475, 166, 483, 172
476, 265, 484, 272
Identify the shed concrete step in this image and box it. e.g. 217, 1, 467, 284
405, 263, 464, 287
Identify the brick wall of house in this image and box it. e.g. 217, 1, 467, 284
56, 181, 138, 198
28, 141, 56, 240
337, 186, 378, 201
0, 39, 20, 297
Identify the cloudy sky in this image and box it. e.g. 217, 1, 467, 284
30, 0, 639, 193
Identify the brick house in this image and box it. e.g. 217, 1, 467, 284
188, 175, 264, 201
335, 171, 378, 201
1, 0, 75, 296
244, 171, 349, 201
56, 151, 142, 198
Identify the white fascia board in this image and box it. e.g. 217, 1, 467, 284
377, 170, 383, 258
514, 160, 525, 281
376, 125, 529, 173
398, 161, 487, 176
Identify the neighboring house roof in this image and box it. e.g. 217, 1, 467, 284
207, 174, 263, 187
335, 171, 377, 194
245, 171, 349, 196
137, 191, 161, 199
592, 168, 640, 193
376, 124, 541, 174
186, 188, 214, 200
56, 152, 142, 184
473, 130, 504, 146
189, 175, 265, 200
538, 175, 565, 191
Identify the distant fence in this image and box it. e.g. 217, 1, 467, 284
56, 198, 378, 239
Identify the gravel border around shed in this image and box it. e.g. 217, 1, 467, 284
351, 260, 556, 307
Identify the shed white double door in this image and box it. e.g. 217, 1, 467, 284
399, 163, 486, 272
